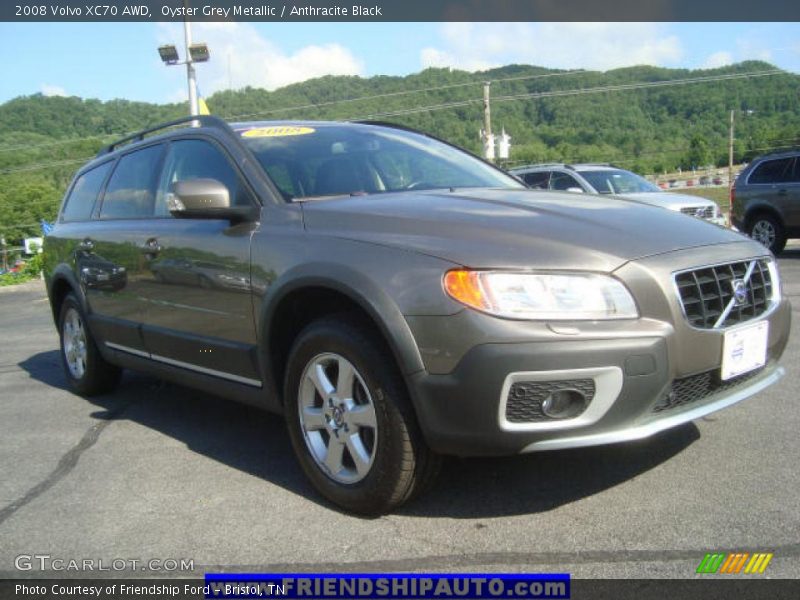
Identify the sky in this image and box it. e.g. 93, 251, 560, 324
0, 22, 799, 105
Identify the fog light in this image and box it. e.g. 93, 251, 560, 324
541, 389, 587, 419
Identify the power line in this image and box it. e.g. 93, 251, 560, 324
502, 140, 800, 169
0, 69, 790, 175
221, 69, 587, 122
0, 70, 587, 155
0, 156, 93, 175
0, 222, 43, 231
353, 69, 786, 119
0, 133, 118, 154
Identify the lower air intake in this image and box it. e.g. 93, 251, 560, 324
506, 379, 595, 423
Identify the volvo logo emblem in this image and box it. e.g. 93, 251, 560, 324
695, 208, 706, 218
731, 279, 749, 306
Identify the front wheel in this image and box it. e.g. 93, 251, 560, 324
748, 214, 786, 254
284, 316, 439, 515
58, 293, 121, 396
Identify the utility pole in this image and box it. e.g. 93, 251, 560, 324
183, 2, 199, 116
482, 81, 495, 162
0, 236, 7, 273
728, 109, 735, 195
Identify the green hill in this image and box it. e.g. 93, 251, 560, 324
1, 60, 799, 242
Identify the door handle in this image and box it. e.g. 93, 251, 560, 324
78, 238, 94, 252
777, 189, 788, 196
140, 238, 162, 257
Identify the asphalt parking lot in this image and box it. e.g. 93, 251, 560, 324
1, 245, 799, 580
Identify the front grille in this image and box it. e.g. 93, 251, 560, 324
674, 259, 773, 329
506, 379, 595, 423
680, 206, 715, 219
653, 368, 764, 413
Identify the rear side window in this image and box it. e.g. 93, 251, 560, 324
550, 172, 581, 191
748, 158, 793, 184
61, 162, 112, 222
789, 157, 800, 183
522, 172, 549, 189
100, 144, 164, 219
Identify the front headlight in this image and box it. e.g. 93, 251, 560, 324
444, 270, 639, 320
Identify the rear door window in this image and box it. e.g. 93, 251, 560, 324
522, 172, 550, 189
788, 157, 800, 183
549, 171, 582, 191
61, 162, 113, 222
748, 158, 793, 184
100, 145, 165, 219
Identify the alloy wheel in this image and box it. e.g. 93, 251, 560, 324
62, 307, 87, 380
298, 353, 378, 484
751, 219, 776, 249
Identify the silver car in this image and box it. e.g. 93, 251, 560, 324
512, 163, 727, 226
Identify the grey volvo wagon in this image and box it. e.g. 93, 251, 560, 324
44, 116, 790, 514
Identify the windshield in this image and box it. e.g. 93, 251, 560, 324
579, 169, 661, 194
237, 123, 523, 201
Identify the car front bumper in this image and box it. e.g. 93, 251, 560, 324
404, 248, 791, 457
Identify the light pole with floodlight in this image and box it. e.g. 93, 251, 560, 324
157, 22, 209, 116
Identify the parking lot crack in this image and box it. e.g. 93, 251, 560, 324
0, 400, 133, 528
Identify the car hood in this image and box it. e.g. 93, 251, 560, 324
300, 188, 748, 272
615, 191, 717, 209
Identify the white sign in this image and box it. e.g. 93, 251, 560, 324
721, 320, 768, 381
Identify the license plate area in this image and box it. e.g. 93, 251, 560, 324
721, 321, 768, 381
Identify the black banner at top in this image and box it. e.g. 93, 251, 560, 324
3, 0, 800, 22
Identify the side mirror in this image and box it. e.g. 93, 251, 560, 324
566, 187, 585, 194
169, 179, 257, 222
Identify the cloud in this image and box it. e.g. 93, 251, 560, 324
420, 23, 683, 72
41, 84, 67, 97
156, 22, 363, 98
735, 37, 773, 62
701, 51, 734, 69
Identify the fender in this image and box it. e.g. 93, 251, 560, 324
257, 261, 426, 393
46, 264, 86, 323
745, 201, 786, 225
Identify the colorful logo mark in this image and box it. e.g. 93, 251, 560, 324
696, 552, 773, 574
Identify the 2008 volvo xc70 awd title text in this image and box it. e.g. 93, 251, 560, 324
44, 117, 790, 514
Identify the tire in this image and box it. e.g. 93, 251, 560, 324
747, 213, 787, 255
58, 293, 122, 396
284, 315, 440, 515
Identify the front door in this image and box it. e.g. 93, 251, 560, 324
137, 137, 261, 386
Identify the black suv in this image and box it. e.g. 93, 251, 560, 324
731, 150, 800, 254
44, 116, 790, 514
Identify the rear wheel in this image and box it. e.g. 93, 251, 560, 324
748, 214, 786, 254
284, 315, 440, 515
58, 293, 121, 396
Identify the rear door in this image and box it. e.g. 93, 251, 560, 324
784, 158, 800, 231
136, 137, 261, 386
81, 143, 166, 355
549, 170, 583, 192
746, 157, 796, 224
521, 171, 550, 190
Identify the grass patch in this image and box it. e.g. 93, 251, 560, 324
672, 187, 730, 210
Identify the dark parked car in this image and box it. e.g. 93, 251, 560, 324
731, 150, 800, 254
44, 117, 790, 514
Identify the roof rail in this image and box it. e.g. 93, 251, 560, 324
510, 163, 566, 170
566, 162, 612, 168
96, 115, 232, 157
